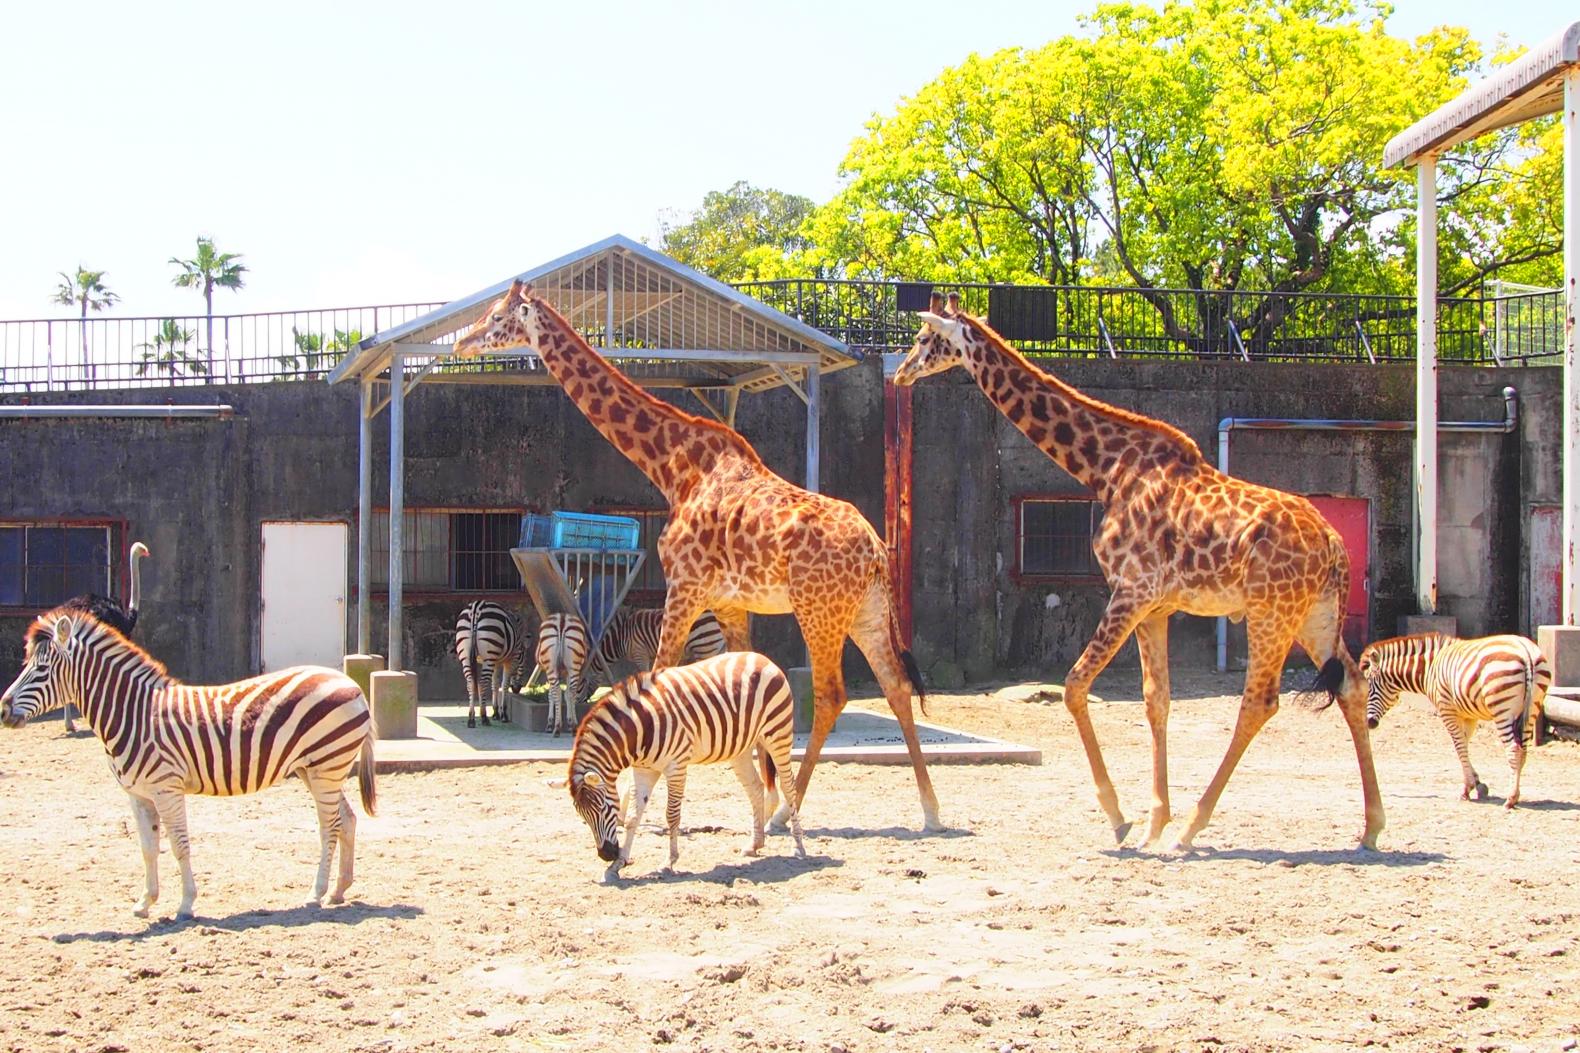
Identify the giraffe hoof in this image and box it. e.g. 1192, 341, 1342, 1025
1112, 820, 1134, 846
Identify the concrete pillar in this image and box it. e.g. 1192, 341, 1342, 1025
1415, 155, 1439, 615
786, 666, 815, 735
342, 653, 385, 701
370, 669, 419, 740
1564, 67, 1580, 623
1538, 625, 1580, 687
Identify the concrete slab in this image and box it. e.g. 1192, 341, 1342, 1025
374, 702, 1041, 772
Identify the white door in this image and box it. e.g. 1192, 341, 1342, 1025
262, 521, 347, 672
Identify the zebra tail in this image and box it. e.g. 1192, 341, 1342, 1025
358, 730, 379, 818
467, 612, 479, 682
760, 746, 779, 797
1515, 661, 1535, 748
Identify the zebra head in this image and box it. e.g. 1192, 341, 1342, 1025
1358, 644, 1402, 730
567, 767, 622, 862
1, 614, 80, 728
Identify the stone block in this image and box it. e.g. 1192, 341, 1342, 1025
928, 659, 965, 691
1537, 625, 1580, 687
370, 670, 419, 740
1398, 614, 1457, 638
786, 666, 815, 734
341, 654, 385, 701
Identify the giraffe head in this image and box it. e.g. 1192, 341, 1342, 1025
893, 291, 971, 387
453, 279, 543, 358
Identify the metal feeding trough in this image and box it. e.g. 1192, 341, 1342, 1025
510, 511, 648, 685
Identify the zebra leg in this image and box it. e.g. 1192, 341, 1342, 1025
729, 754, 766, 857
63, 701, 79, 735
1442, 713, 1486, 800
463, 662, 478, 729
332, 795, 357, 903
479, 667, 493, 727
664, 765, 690, 870
151, 790, 197, 919
1505, 720, 1527, 810
302, 771, 351, 905
765, 736, 807, 858
620, 768, 661, 868
127, 793, 161, 917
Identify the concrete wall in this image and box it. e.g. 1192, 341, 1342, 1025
0, 360, 1559, 694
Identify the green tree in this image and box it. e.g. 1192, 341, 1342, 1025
657, 182, 816, 282
808, 0, 1512, 349
52, 266, 119, 366
170, 236, 247, 363
136, 319, 204, 377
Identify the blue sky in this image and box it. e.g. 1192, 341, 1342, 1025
0, 0, 1567, 322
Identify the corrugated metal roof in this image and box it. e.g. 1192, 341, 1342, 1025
1384, 22, 1580, 168
328, 234, 855, 395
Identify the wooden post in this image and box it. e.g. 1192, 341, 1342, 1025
884, 374, 914, 646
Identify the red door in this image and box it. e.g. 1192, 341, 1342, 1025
1306, 495, 1370, 653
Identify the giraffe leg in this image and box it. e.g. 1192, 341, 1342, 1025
151, 790, 197, 919
653, 586, 712, 670
664, 766, 689, 870
713, 607, 751, 652
127, 793, 161, 917
780, 631, 850, 832
1064, 593, 1151, 844
850, 583, 943, 831
1297, 612, 1385, 849
1133, 613, 1174, 849
730, 754, 767, 856
1171, 620, 1289, 851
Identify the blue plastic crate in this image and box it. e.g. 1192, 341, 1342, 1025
519, 511, 641, 550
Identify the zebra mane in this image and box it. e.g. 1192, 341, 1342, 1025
32, 605, 175, 681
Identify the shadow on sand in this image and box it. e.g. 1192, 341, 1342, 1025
51, 900, 424, 944
1102, 843, 1447, 867
798, 824, 975, 842
605, 852, 843, 888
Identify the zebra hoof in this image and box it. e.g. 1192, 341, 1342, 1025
467, 718, 477, 729
481, 716, 491, 727
1475, 782, 1489, 800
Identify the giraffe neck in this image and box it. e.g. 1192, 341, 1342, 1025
529, 301, 758, 503
956, 320, 1203, 502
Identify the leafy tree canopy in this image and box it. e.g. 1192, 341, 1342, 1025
657, 181, 816, 283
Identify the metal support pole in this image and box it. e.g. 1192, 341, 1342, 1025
357, 378, 374, 654
1564, 67, 1580, 624
805, 363, 821, 493
387, 350, 406, 670
1415, 155, 1439, 615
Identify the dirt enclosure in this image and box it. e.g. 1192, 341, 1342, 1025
3, 665, 1579, 1053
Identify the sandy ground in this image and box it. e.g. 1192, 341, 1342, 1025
3, 663, 1579, 1053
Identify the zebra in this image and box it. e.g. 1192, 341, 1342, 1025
1359, 632, 1551, 808
586, 607, 727, 687
58, 540, 150, 734
454, 600, 530, 729
0, 605, 377, 919
559, 651, 807, 875
536, 612, 590, 737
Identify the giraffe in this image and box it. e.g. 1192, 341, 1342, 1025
892, 292, 1384, 850
454, 281, 943, 831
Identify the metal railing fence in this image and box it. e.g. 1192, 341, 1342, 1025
0, 282, 1562, 393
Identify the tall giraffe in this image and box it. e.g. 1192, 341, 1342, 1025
454, 281, 943, 831
893, 293, 1384, 850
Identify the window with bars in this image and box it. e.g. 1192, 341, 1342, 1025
1016, 497, 1104, 579
367, 509, 522, 592
0, 523, 114, 608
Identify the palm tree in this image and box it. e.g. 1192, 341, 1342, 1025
169, 236, 247, 370
135, 319, 203, 378
52, 266, 119, 371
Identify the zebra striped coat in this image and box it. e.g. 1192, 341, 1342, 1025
536, 613, 590, 737
564, 651, 806, 873
454, 600, 530, 728
587, 607, 727, 686
1359, 632, 1551, 808
0, 607, 377, 919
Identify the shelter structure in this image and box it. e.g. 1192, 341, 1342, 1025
328, 234, 856, 673
1384, 22, 1579, 621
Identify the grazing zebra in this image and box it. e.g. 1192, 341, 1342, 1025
0, 606, 377, 919
587, 607, 727, 686
454, 600, 530, 728
1360, 632, 1551, 808
536, 612, 590, 737
561, 651, 807, 874
58, 540, 150, 734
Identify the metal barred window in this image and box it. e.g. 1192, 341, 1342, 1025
0, 523, 113, 607
367, 509, 522, 592
1016, 497, 1103, 579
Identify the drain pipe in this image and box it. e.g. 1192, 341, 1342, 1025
1214, 386, 1518, 672
0, 404, 234, 419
